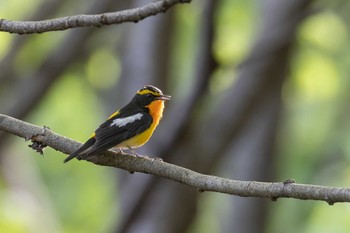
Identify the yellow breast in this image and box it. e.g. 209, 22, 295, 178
118, 100, 164, 148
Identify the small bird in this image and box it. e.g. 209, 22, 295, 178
64, 85, 171, 163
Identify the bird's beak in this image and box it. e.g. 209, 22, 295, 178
156, 94, 171, 101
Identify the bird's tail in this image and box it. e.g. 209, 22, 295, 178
64, 137, 96, 163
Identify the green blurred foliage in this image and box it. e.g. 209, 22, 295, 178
86, 48, 120, 90
32, 71, 119, 233
0, 70, 119, 232
16, 33, 65, 77
0, 33, 13, 60
270, 7, 350, 233
214, 0, 258, 65
169, 2, 201, 97
211, 0, 257, 93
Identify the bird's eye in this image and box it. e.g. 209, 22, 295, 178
146, 93, 152, 97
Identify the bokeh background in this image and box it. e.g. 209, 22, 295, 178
1, 0, 350, 232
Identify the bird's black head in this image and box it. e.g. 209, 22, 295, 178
131, 85, 171, 108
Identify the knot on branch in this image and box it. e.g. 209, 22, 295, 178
283, 178, 296, 185
99, 15, 108, 26
28, 126, 50, 155
29, 141, 47, 155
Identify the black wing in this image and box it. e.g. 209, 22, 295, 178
83, 112, 152, 158
64, 137, 96, 163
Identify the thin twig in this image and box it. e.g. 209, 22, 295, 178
0, 0, 191, 34
0, 113, 349, 204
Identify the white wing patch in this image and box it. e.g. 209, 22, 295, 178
110, 113, 143, 127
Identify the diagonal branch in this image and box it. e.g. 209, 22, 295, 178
0, 0, 191, 34
0, 113, 350, 204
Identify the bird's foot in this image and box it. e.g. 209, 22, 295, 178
127, 146, 140, 157
111, 147, 126, 155
127, 147, 149, 158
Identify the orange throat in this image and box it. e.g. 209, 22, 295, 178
147, 100, 165, 126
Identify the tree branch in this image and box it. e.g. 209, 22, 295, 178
0, 0, 191, 34
0, 113, 349, 204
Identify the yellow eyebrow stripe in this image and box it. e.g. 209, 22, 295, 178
137, 89, 160, 96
